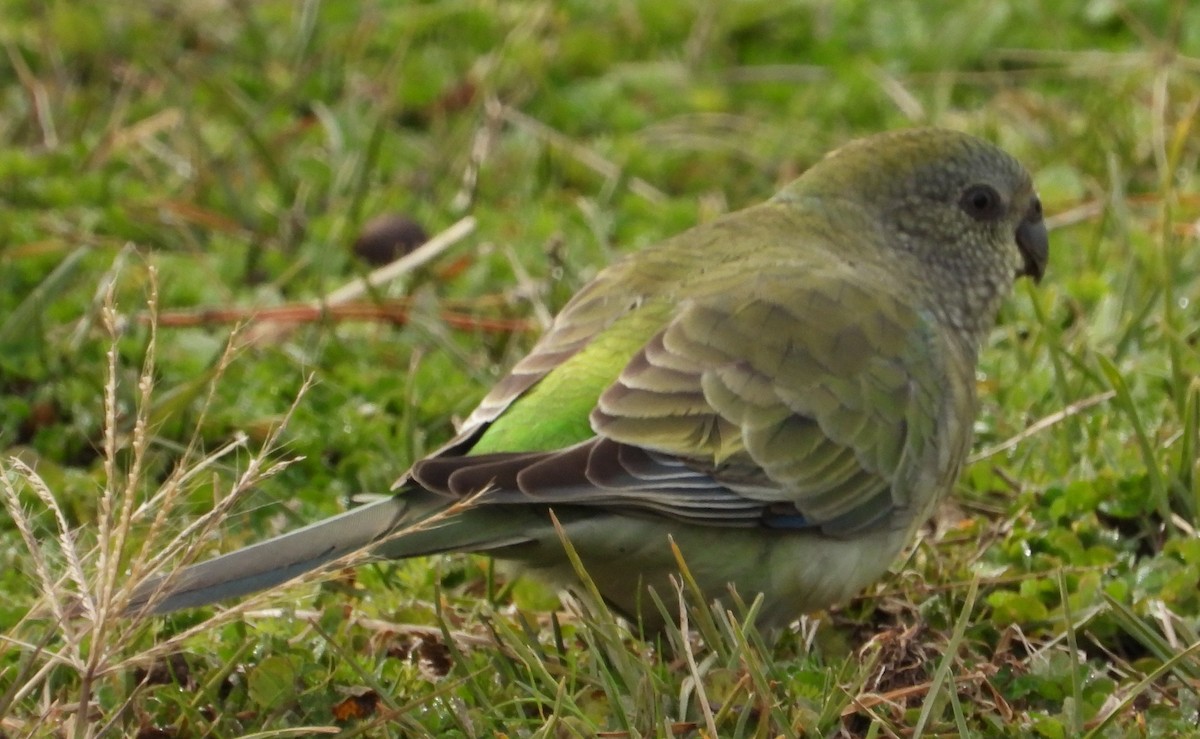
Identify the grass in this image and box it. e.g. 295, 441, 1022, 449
2, 0, 1199, 735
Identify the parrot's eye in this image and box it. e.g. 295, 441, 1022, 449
959, 184, 1005, 221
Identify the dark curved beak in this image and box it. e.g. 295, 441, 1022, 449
1016, 195, 1048, 283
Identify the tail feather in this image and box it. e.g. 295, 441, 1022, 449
128, 496, 410, 615
127, 490, 545, 616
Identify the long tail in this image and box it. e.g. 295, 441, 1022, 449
126, 491, 540, 615
128, 495, 416, 615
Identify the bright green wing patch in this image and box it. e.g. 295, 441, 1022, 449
470, 300, 671, 455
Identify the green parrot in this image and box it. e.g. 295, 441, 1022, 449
129, 127, 1048, 630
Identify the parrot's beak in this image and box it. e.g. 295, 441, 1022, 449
1015, 196, 1048, 283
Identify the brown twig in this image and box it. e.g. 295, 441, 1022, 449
148, 300, 535, 334
239, 216, 477, 346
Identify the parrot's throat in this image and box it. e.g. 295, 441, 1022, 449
930, 275, 1013, 350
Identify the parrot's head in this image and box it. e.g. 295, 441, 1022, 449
780, 127, 1048, 336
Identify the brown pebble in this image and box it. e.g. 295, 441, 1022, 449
352, 214, 429, 266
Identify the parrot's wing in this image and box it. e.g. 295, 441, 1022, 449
407, 261, 666, 464
412, 438, 769, 526
461, 278, 617, 432
410, 258, 966, 538
592, 262, 960, 535
403, 216, 722, 465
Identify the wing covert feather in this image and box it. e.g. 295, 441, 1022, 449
593, 261, 949, 533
